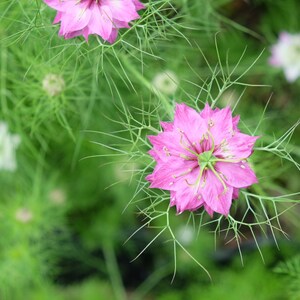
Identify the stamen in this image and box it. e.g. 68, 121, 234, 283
185, 165, 206, 194
185, 179, 193, 186
209, 163, 228, 194
219, 172, 228, 181
205, 130, 215, 153
179, 133, 198, 156
215, 158, 243, 163
178, 128, 198, 151
172, 168, 193, 179
200, 169, 207, 189
179, 153, 192, 160
163, 146, 171, 156
77, 8, 87, 19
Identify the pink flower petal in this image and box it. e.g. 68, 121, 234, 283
44, 0, 74, 11
63, 30, 83, 40
160, 121, 174, 132
87, 5, 113, 41
174, 103, 208, 149
233, 188, 239, 199
59, 4, 92, 35
171, 187, 204, 214
203, 203, 214, 217
200, 169, 233, 216
200, 103, 214, 118
113, 20, 130, 29
102, 0, 140, 22
232, 115, 240, 132
53, 11, 62, 24
215, 133, 259, 160
146, 158, 198, 191
215, 161, 258, 188
132, 0, 146, 10
279, 32, 291, 42
208, 106, 233, 145
148, 131, 197, 162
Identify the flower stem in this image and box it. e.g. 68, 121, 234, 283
103, 241, 126, 300
120, 53, 174, 118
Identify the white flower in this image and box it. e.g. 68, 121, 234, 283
152, 70, 179, 95
114, 162, 139, 182
0, 122, 20, 171
269, 32, 300, 82
15, 208, 33, 223
42, 73, 65, 96
49, 188, 66, 205
176, 225, 194, 246
220, 89, 239, 108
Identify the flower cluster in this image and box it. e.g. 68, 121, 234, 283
146, 103, 259, 216
269, 32, 300, 82
44, 0, 145, 43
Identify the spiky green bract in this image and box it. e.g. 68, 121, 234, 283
1, 0, 300, 296
89, 44, 299, 278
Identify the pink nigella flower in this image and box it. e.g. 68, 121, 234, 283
146, 103, 259, 216
44, 0, 145, 43
269, 32, 300, 82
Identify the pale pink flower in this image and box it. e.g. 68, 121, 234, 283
49, 188, 66, 205
146, 103, 259, 216
15, 208, 33, 223
44, 0, 145, 43
269, 32, 300, 82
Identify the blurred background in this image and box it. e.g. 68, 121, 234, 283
0, 0, 299, 299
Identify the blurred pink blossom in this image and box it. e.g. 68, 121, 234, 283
146, 103, 259, 216
15, 208, 33, 223
269, 32, 300, 82
44, 0, 145, 43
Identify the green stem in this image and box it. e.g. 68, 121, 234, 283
103, 241, 126, 300
0, 43, 8, 115
120, 53, 174, 118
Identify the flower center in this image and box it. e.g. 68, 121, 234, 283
188, 150, 228, 195
85, 0, 100, 7
198, 150, 212, 163
197, 150, 216, 169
